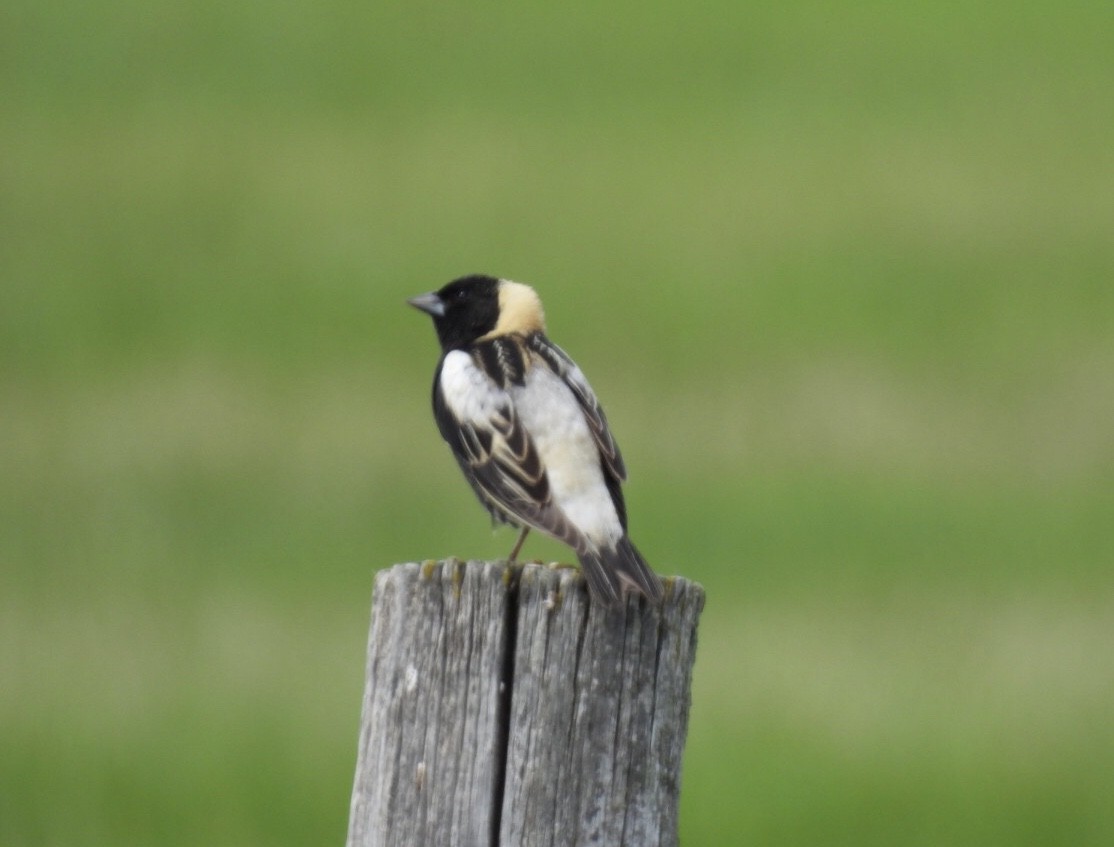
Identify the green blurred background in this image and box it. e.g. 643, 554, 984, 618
4, 1, 1113, 844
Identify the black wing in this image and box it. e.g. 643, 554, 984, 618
432, 347, 583, 550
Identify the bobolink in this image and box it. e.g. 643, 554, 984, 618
408, 274, 663, 607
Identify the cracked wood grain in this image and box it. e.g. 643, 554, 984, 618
346, 559, 704, 847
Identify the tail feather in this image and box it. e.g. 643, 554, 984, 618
578, 536, 664, 607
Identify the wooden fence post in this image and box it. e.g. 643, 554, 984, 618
346, 559, 704, 847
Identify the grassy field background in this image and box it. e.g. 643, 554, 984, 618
3, 1, 1113, 844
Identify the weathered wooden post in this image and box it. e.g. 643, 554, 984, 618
346, 559, 704, 847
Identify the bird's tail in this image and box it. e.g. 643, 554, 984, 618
578, 536, 664, 607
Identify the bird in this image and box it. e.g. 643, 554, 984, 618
407, 274, 663, 607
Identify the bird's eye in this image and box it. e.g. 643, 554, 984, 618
454, 289, 469, 302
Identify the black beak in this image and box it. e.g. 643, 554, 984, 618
407, 292, 445, 318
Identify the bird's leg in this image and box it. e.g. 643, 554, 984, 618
507, 526, 530, 562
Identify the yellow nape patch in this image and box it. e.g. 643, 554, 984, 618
482, 280, 546, 339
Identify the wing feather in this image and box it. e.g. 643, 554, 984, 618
433, 349, 583, 549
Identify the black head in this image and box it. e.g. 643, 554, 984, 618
408, 274, 502, 351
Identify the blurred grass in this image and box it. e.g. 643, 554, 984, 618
3, 0, 1114, 844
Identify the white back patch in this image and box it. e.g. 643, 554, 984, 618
512, 367, 623, 547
